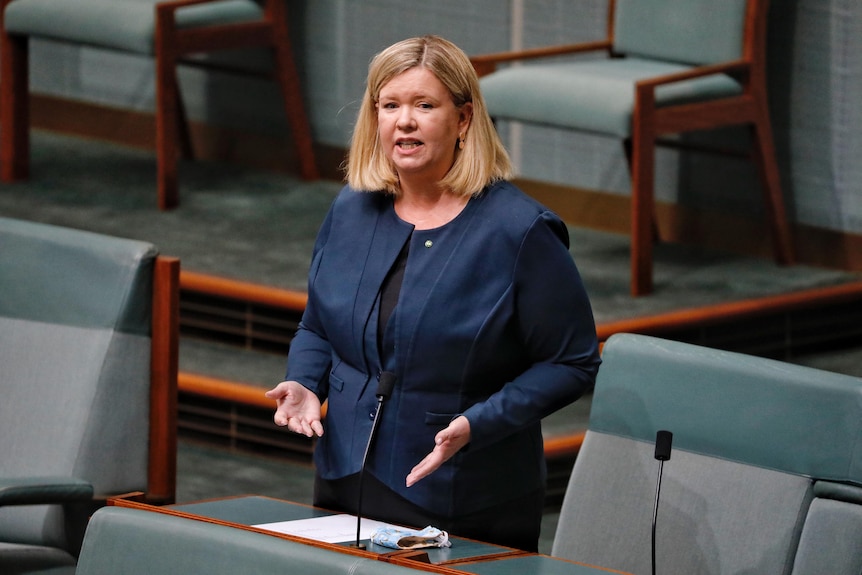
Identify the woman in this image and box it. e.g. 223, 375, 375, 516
266, 35, 600, 552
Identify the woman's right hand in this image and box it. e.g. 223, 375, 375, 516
265, 380, 324, 437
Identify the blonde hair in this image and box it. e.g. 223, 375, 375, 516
345, 35, 513, 197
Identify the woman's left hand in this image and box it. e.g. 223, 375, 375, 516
405, 415, 471, 487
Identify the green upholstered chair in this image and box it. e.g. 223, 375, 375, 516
0, 0, 318, 210
75, 506, 423, 575
472, 0, 795, 296
0, 217, 179, 575
552, 333, 862, 575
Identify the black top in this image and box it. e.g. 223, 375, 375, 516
377, 237, 409, 356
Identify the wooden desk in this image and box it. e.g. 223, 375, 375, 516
112, 495, 629, 574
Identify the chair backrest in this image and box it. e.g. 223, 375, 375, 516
76, 506, 420, 575
552, 333, 862, 575
613, 0, 749, 65
0, 217, 174, 553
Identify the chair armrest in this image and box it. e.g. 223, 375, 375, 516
471, 39, 612, 77
155, 0, 271, 27
636, 59, 751, 91
157, 0, 255, 11
155, 0, 277, 55
0, 476, 94, 506
155, 0, 281, 17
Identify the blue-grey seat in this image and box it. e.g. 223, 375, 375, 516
0, 0, 318, 210
552, 333, 862, 575
472, 0, 795, 296
0, 217, 179, 575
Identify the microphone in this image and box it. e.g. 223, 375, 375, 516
352, 371, 397, 549
652, 430, 673, 575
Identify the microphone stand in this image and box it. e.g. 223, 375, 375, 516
652, 430, 673, 575
352, 371, 396, 549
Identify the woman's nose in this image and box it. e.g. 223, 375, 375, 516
396, 108, 416, 130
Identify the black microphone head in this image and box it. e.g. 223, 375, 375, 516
376, 371, 396, 399
654, 430, 673, 461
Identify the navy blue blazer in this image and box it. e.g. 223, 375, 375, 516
286, 180, 600, 516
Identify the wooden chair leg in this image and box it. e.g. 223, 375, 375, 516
155, 12, 180, 211
749, 115, 795, 265
0, 31, 30, 181
623, 138, 660, 243
630, 143, 656, 296
268, 1, 318, 180
175, 89, 194, 161
630, 88, 657, 296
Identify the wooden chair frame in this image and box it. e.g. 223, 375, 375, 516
148, 255, 180, 504
471, 0, 795, 296
0, 0, 318, 210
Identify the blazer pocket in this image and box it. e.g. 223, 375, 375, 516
328, 371, 345, 393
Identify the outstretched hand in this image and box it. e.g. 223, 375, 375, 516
406, 415, 471, 487
265, 380, 324, 437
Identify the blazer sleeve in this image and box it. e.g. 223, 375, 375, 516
284, 204, 335, 400
462, 210, 601, 450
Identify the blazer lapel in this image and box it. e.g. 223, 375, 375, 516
353, 201, 414, 373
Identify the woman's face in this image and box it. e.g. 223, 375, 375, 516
377, 67, 471, 189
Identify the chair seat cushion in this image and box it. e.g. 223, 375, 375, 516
480, 57, 742, 137
3, 0, 263, 54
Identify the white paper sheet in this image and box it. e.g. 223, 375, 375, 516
253, 514, 393, 544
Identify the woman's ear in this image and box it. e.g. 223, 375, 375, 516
459, 102, 474, 130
